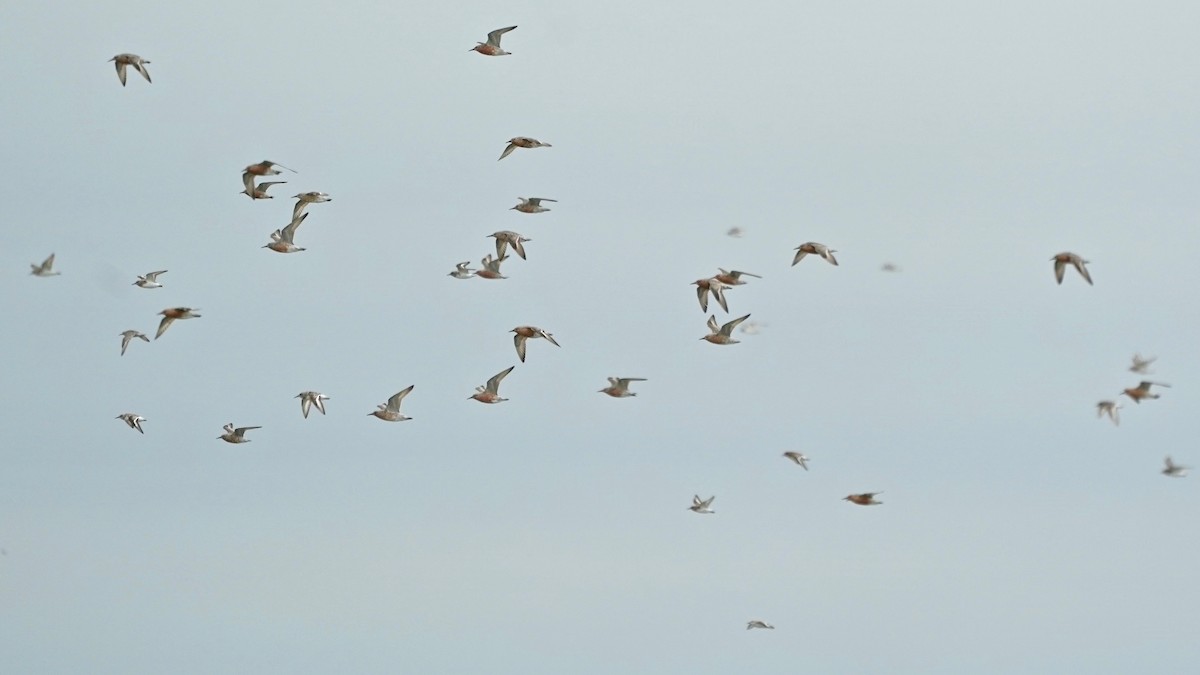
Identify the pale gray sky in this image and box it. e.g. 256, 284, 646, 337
2, 1, 1199, 673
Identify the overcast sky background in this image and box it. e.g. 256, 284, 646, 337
1, 1, 1198, 673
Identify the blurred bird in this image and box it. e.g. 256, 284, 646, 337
714, 269, 761, 286
241, 178, 286, 200
511, 197, 555, 213
1129, 354, 1156, 374
689, 495, 716, 514
1051, 252, 1092, 285
30, 253, 59, 277
471, 25, 517, 56
296, 391, 330, 419
880, 262, 900, 273
599, 377, 646, 397
1162, 456, 1189, 478
292, 192, 332, 221
119, 330, 149, 356
448, 261, 476, 279
498, 137, 551, 161
489, 231, 532, 260
110, 53, 151, 86
155, 307, 200, 339
702, 313, 751, 345
746, 620, 775, 630
474, 254, 508, 280
243, 160, 296, 177
1096, 400, 1121, 426
133, 270, 167, 289
844, 492, 883, 505
471, 366, 515, 404
783, 452, 809, 470
370, 386, 414, 421
792, 242, 838, 266
1122, 381, 1170, 404
116, 413, 145, 434
726, 227, 744, 238
218, 423, 260, 444
511, 326, 560, 362
693, 278, 730, 313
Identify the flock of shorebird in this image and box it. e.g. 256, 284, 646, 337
23, 33, 1186, 635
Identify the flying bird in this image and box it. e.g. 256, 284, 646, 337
692, 278, 730, 313
1129, 354, 1156, 374
782, 452, 809, 470
116, 413, 145, 434
471, 366, 515, 404
511, 197, 556, 213
241, 178, 286, 200
471, 25, 518, 56
218, 423, 260, 444
511, 326, 560, 362
844, 492, 883, 505
746, 620, 775, 630
1162, 456, 1190, 478
689, 495, 716, 514
264, 213, 308, 253
489, 231, 532, 260
1096, 401, 1121, 426
448, 261, 476, 279
296, 391, 330, 419
474, 254, 508, 280
599, 377, 647, 398
1051, 252, 1093, 285
498, 137, 551, 161
133, 270, 167, 289
119, 330, 149, 356
110, 53, 151, 86
1122, 381, 1170, 404
30, 253, 59, 277
370, 386, 414, 421
714, 269, 761, 286
292, 192, 332, 221
155, 307, 200, 339
702, 313, 751, 345
792, 242, 838, 266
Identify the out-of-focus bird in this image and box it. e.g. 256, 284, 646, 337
1096, 400, 1121, 426
1122, 381, 1170, 404
119, 330, 149, 356
792, 242, 838, 266
689, 495, 716, 514
1162, 456, 1189, 478
110, 54, 151, 86
783, 452, 809, 470
155, 307, 200, 339
1051, 252, 1092, 286
30, 254, 59, 277
1129, 354, 1156, 374
844, 492, 883, 505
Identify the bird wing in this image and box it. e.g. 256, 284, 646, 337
487, 26, 517, 46
487, 366, 515, 392
388, 385, 415, 411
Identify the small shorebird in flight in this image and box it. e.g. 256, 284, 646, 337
296, 391, 330, 419
264, 213, 308, 253
155, 307, 200, 339
511, 197, 556, 213
133, 270, 167, 289
116, 413, 145, 434
119, 330, 149, 356
693, 278, 729, 314
1096, 400, 1121, 426
241, 178, 286, 200
714, 269, 761, 286
844, 492, 883, 505
471, 366, 515, 404
489, 231, 532, 260
292, 192, 332, 221
370, 386, 414, 421
782, 452, 809, 470
218, 423, 260, 444
471, 26, 517, 56
30, 253, 59, 277
1051, 252, 1093, 285
474, 254, 508, 280
1122, 380, 1170, 404
792, 242, 838, 266
1162, 456, 1190, 478
1129, 353, 1156, 374
702, 313, 751, 345
726, 227, 744, 238
689, 495, 716, 514
498, 137, 551, 161
110, 54, 151, 86
746, 620, 775, 630
599, 377, 646, 398
511, 326, 560, 362
448, 261, 476, 279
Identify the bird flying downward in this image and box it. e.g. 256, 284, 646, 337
116, 413, 146, 434
782, 452, 809, 470
1051, 252, 1093, 285
296, 391, 330, 419
119, 330, 149, 356
110, 54, 151, 86
693, 278, 730, 313
1096, 401, 1121, 426
471, 25, 517, 56
511, 326, 560, 362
